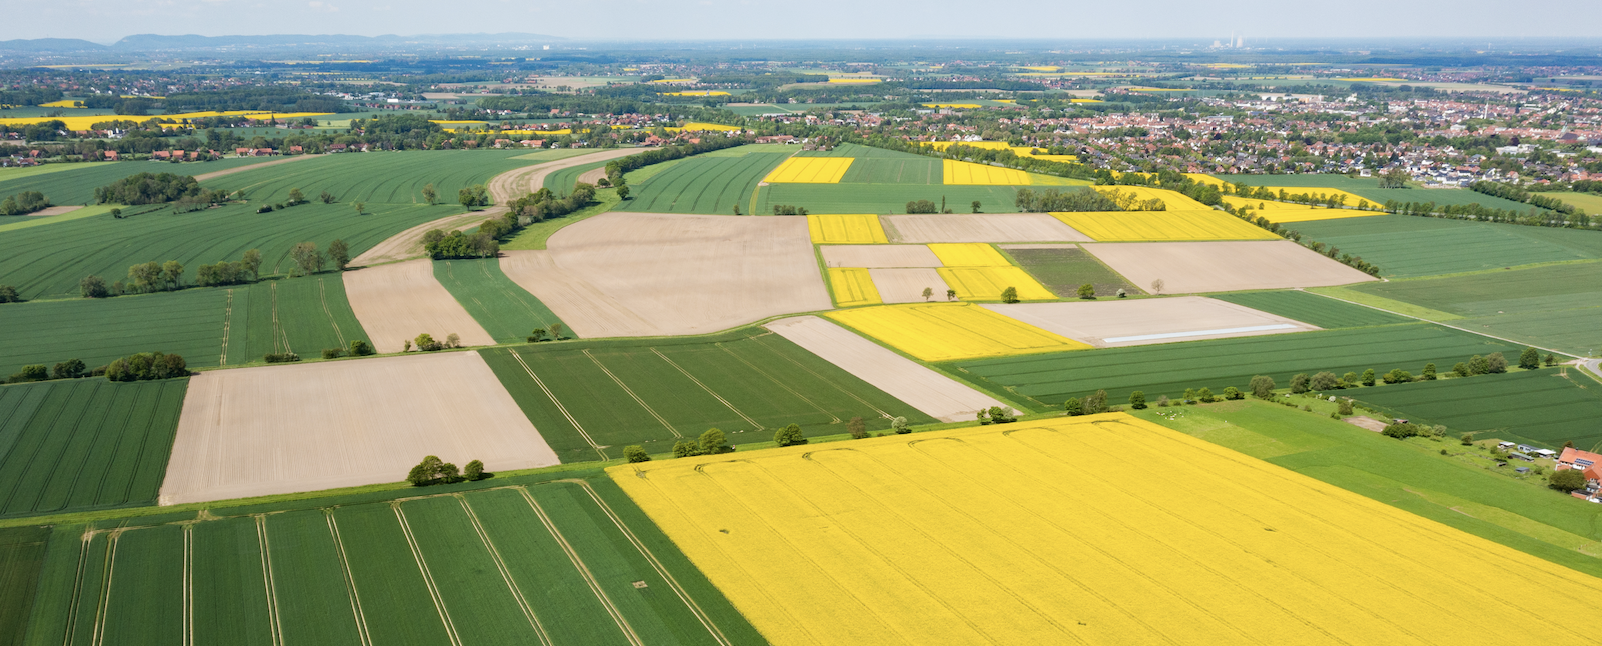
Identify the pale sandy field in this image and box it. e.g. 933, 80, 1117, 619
766, 316, 1004, 422
160, 351, 559, 504
26, 205, 82, 216
350, 148, 641, 267
981, 296, 1319, 347
343, 258, 495, 353
192, 154, 321, 182
869, 268, 954, 304
1083, 240, 1378, 293
820, 244, 943, 268
884, 214, 1092, 243
504, 212, 832, 338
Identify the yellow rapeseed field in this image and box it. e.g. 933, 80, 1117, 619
764, 157, 855, 183
1257, 186, 1381, 210
0, 110, 329, 131
674, 122, 742, 132
924, 141, 1077, 162
1224, 196, 1387, 224
938, 267, 1057, 301
807, 214, 888, 244
610, 412, 1602, 646
927, 243, 1009, 267
1051, 210, 1281, 241
1094, 185, 1212, 210
923, 103, 982, 109
942, 159, 1030, 186
659, 90, 731, 96
1184, 173, 1226, 187
826, 268, 882, 307
825, 302, 1087, 361
1018, 66, 1060, 71
38, 100, 84, 108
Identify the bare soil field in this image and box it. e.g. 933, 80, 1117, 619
868, 268, 953, 304
191, 154, 321, 182
160, 351, 559, 504
766, 316, 1004, 422
884, 214, 1092, 243
505, 212, 832, 337
981, 296, 1319, 347
1083, 240, 1378, 293
343, 258, 495, 353
821, 244, 943, 268
350, 148, 642, 267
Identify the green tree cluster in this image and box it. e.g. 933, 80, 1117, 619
105, 351, 187, 381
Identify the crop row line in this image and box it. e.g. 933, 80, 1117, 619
507, 349, 608, 461
715, 342, 840, 423
392, 504, 464, 646
319, 279, 348, 349
650, 347, 764, 430
583, 349, 681, 438
515, 486, 644, 646
453, 495, 555, 646
323, 511, 374, 646
253, 515, 285, 646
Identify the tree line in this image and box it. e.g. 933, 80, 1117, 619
0, 191, 50, 215
6, 351, 187, 384
80, 242, 348, 298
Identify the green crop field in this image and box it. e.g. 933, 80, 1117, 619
480, 328, 936, 462
1352, 368, 1602, 450
0, 200, 465, 300
1550, 191, 1602, 214
1210, 290, 1413, 328
0, 526, 48, 646
720, 104, 796, 116
224, 275, 372, 364
952, 322, 1524, 408
0, 289, 227, 375
756, 183, 1022, 215
1285, 214, 1602, 277
1218, 174, 1535, 211
1005, 245, 1138, 297
1137, 400, 1602, 578
0, 158, 269, 206
0, 378, 185, 517
0, 162, 114, 183
619, 152, 792, 214
543, 159, 615, 193
1348, 261, 1602, 355
202, 149, 535, 205
433, 257, 568, 344
10, 474, 765, 646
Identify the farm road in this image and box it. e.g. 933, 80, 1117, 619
350, 147, 643, 267
192, 153, 322, 182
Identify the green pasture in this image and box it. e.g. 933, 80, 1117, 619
1550, 191, 1602, 214
757, 184, 1021, 215
0, 158, 267, 206
0, 162, 114, 183
503, 187, 621, 251
13, 475, 764, 646
1353, 368, 1602, 450
223, 275, 371, 364
1137, 399, 1602, 578
841, 157, 943, 184
481, 328, 936, 463
1286, 214, 1602, 277
952, 322, 1523, 408
0, 201, 462, 299
542, 159, 614, 193
203, 150, 533, 205
619, 153, 791, 215
0, 526, 48, 645
1210, 290, 1412, 328
0, 205, 117, 234
1218, 174, 1534, 211
508, 148, 599, 162
1348, 261, 1602, 355
1005, 245, 1138, 298
0, 378, 185, 518
721, 104, 796, 116
0, 289, 227, 375
433, 257, 567, 344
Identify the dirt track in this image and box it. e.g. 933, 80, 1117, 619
343, 258, 496, 353
350, 148, 642, 267
502, 212, 832, 338
1084, 240, 1378, 293
766, 316, 1004, 422
193, 154, 321, 182
159, 352, 559, 504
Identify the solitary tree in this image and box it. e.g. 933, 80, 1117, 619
0, 285, 19, 303
773, 423, 808, 447
319, 190, 336, 204
352, 201, 366, 215
1337, 399, 1354, 416
1129, 390, 1146, 409
1249, 375, 1276, 399
1076, 283, 1095, 299
528, 328, 547, 342
80, 275, 109, 298
1421, 363, 1437, 380
549, 323, 565, 340
1518, 347, 1540, 370
1001, 286, 1019, 303
616, 185, 630, 200
446, 333, 461, 348
1467, 355, 1489, 375
847, 416, 867, 439
922, 287, 933, 302
1545, 353, 1558, 367
1310, 371, 1339, 391
1150, 278, 1164, 295
1223, 386, 1243, 400
414, 333, 440, 351
946, 289, 957, 301
1361, 368, 1377, 386
287, 187, 306, 205
624, 445, 650, 463
421, 183, 438, 205
1289, 373, 1311, 394
328, 239, 351, 270
698, 428, 733, 455
464, 459, 485, 480
971, 200, 982, 213
891, 416, 910, 434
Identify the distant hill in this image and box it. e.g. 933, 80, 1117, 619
0, 38, 108, 53
0, 33, 563, 54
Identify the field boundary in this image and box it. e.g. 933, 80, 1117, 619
716, 342, 841, 423
1304, 290, 1581, 360
746, 336, 893, 419
508, 349, 609, 461
220, 290, 234, 366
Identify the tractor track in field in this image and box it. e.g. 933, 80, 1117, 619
515, 486, 645, 646
650, 348, 764, 431
455, 495, 556, 646
392, 504, 464, 646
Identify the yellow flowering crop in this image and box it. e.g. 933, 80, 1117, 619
1051, 210, 1280, 241
764, 157, 855, 183
1184, 173, 1226, 187
659, 90, 731, 96
807, 214, 887, 244
827, 78, 882, 84
1256, 186, 1381, 210
923, 103, 982, 109
942, 159, 1030, 185
612, 412, 1602, 646
825, 302, 1087, 361
670, 122, 742, 132
1094, 185, 1211, 210
39, 100, 83, 108
938, 267, 1057, 301
827, 268, 881, 307
1223, 196, 1386, 224
927, 243, 1009, 267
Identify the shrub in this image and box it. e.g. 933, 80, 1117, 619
1063, 397, 1083, 415
1486, 352, 1507, 374
1381, 422, 1423, 439
1249, 375, 1276, 399
52, 359, 85, 379
1382, 368, 1413, 384
1156, 394, 1170, 407
321, 348, 346, 360
1452, 362, 1470, 377
464, 459, 485, 480
80, 275, 110, 298
905, 199, 938, 213
1343, 371, 1359, 385
1083, 390, 1108, 414
1337, 399, 1354, 416
1223, 386, 1243, 401
1467, 355, 1489, 375
773, 423, 808, 447
264, 352, 300, 363
1000, 286, 1019, 303
1421, 363, 1437, 380
1289, 373, 1310, 394
0, 285, 20, 303
847, 416, 867, 439
1361, 369, 1376, 386
891, 416, 910, 434
1549, 468, 1588, 493
1076, 283, 1095, 299
105, 352, 186, 381
414, 333, 442, 352
624, 445, 651, 463
6, 365, 48, 383
1310, 371, 1340, 391
1129, 390, 1146, 410
987, 406, 1016, 424
672, 439, 702, 458
1195, 387, 1214, 403
1460, 433, 1474, 445
348, 340, 374, 356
